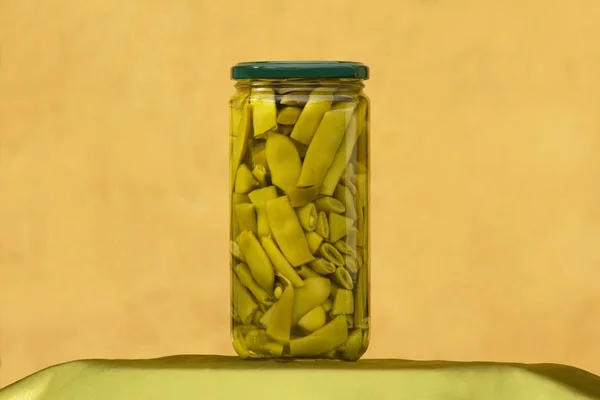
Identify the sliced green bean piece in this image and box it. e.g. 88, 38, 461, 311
276, 124, 294, 135
232, 193, 250, 205
333, 239, 356, 258
277, 106, 302, 125
233, 204, 257, 236
250, 311, 262, 327
355, 173, 367, 206
290, 88, 334, 145
329, 280, 341, 301
265, 133, 301, 192
234, 164, 259, 194
297, 306, 326, 333
297, 265, 320, 279
292, 276, 331, 323
318, 243, 344, 267
333, 266, 354, 290
344, 227, 359, 249
308, 258, 336, 275
305, 231, 324, 254
291, 188, 320, 211
251, 88, 277, 137
342, 177, 357, 196
252, 165, 268, 187
232, 274, 259, 325
344, 255, 358, 276
279, 92, 310, 105
266, 196, 314, 267
231, 240, 245, 262
295, 203, 317, 232
340, 328, 363, 360
234, 263, 272, 305
251, 141, 269, 172
236, 230, 275, 295
333, 289, 354, 315
289, 315, 348, 357
266, 283, 295, 344
319, 98, 368, 195
261, 236, 304, 288
297, 106, 353, 187
322, 298, 333, 313
314, 196, 345, 214
333, 184, 357, 221
245, 329, 283, 357
354, 261, 368, 328
329, 213, 353, 242
346, 315, 354, 328
315, 211, 329, 239
248, 186, 278, 237
345, 162, 356, 185
259, 304, 274, 328
232, 326, 252, 358
230, 99, 252, 194
292, 138, 308, 158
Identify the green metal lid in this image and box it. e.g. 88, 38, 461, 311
231, 61, 369, 80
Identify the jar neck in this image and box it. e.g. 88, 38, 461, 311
234, 79, 364, 92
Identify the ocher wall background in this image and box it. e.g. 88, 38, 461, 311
1, 0, 599, 387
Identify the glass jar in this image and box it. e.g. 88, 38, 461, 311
229, 61, 370, 361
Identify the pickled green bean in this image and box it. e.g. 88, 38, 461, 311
251, 88, 277, 137
333, 288, 354, 315
248, 186, 278, 237
339, 328, 363, 360
307, 258, 336, 275
342, 177, 358, 196
333, 266, 354, 290
261, 236, 304, 288
319, 98, 368, 195
245, 329, 283, 357
297, 265, 321, 279
354, 260, 368, 328
292, 276, 331, 323
236, 230, 275, 295
233, 203, 257, 236
328, 213, 353, 242
333, 239, 357, 258
251, 141, 268, 172
295, 203, 317, 232
234, 164, 259, 195
234, 263, 272, 305
314, 196, 345, 214
232, 274, 259, 325
318, 243, 344, 267
230, 240, 245, 262
230, 100, 252, 194
289, 315, 348, 357
322, 298, 333, 313
232, 193, 250, 205
297, 106, 353, 187
266, 196, 314, 267
287, 185, 320, 208
305, 231, 324, 254
355, 173, 367, 206
266, 133, 302, 192
315, 211, 329, 239
232, 326, 252, 359
266, 283, 294, 344
290, 88, 333, 145
252, 165, 268, 187
277, 106, 302, 125
344, 255, 358, 276
333, 184, 357, 221
297, 306, 326, 333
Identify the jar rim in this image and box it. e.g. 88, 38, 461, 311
231, 61, 369, 80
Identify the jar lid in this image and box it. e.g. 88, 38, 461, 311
231, 61, 369, 80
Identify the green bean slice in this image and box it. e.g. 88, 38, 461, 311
333, 288, 354, 315
236, 230, 275, 295
295, 203, 317, 232
329, 213, 353, 242
314, 196, 346, 214
289, 315, 348, 357
251, 88, 277, 137
266, 283, 295, 344
261, 236, 304, 288
292, 276, 331, 323
290, 88, 334, 145
297, 306, 326, 333
234, 164, 259, 194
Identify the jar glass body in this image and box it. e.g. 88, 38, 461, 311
229, 78, 370, 360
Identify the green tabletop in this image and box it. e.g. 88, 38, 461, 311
1, 355, 599, 399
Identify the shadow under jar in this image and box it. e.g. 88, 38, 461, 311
229, 61, 370, 361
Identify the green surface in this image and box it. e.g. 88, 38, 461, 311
231, 61, 369, 80
1, 355, 599, 400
